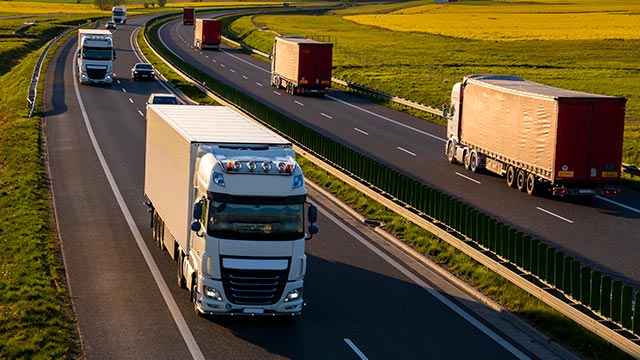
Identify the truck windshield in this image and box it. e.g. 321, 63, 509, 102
207, 201, 304, 240
82, 47, 113, 60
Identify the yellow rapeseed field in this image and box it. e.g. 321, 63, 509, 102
344, 0, 640, 41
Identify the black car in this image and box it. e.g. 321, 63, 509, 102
131, 63, 155, 80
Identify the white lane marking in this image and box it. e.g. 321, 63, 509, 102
117, 79, 121, 84
230, 69, 236, 73
273, 91, 281, 96
242, 75, 248, 80
321, 113, 332, 119
327, 95, 446, 143
344, 339, 369, 360
138, 110, 144, 117
128, 98, 134, 104
318, 206, 531, 360
220, 63, 225, 68
536, 207, 574, 224
397, 146, 416, 157
354, 128, 368, 135
595, 195, 640, 214
205, 55, 209, 59
212, 59, 217, 63
256, 82, 264, 87
122, 88, 127, 93
220, 48, 270, 72
455, 172, 481, 185
294, 101, 304, 107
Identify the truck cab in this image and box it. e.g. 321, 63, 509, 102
77, 30, 115, 85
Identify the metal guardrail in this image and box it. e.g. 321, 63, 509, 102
27, 21, 89, 118
623, 163, 640, 177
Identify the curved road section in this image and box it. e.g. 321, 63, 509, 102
44, 13, 578, 359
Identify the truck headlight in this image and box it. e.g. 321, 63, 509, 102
292, 174, 304, 189
203, 286, 222, 302
284, 288, 302, 302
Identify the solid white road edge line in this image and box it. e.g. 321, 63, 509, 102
595, 195, 640, 214
73, 47, 205, 360
319, 206, 532, 360
344, 338, 369, 360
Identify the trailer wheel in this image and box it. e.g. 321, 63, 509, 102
190, 276, 201, 316
516, 169, 527, 192
446, 142, 457, 164
506, 166, 516, 188
526, 173, 537, 196
463, 150, 471, 170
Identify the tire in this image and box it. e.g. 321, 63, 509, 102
446, 142, 457, 164
463, 151, 471, 170
526, 172, 537, 196
177, 252, 186, 289
191, 276, 201, 315
506, 166, 516, 188
516, 169, 527, 192
469, 152, 479, 173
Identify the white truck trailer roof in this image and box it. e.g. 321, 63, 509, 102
148, 105, 290, 146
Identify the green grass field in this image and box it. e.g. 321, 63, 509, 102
227, 0, 640, 169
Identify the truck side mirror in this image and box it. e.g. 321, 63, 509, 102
191, 221, 202, 232
307, 204, 317, 223
192, 200, 202, 220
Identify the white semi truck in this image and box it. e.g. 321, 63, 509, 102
77, 29, 115, 85
144, 105, 319, 316
111, 6, 126, 24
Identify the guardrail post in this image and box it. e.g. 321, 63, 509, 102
488, 219, 497, 252
554, 251, 564, 288
562, 256, 572, 294
514, 231, 523, 266
601, 275, 612, 318
507, 229, 516, 262
633, 292, 640, 335
621, 286, 633, 329
591, 271, 602, 312
611, 280, 622, 323
580, 266, 591, 306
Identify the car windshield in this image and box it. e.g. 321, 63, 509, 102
207, 201, 304, 240
136, 64, 152, 70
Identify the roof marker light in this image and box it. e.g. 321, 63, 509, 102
262, 161, 272, 172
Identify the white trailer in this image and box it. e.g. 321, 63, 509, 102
77, 29, 115, 85
144, 105, 318, 316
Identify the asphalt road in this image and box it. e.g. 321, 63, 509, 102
158, 16, 640, 291
42, 14, 578, 360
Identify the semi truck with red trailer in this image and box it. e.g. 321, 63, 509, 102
270, 36, 333, 96
194, 19, 222, 50
183, 7, 194, 25
445, 74, 626, 196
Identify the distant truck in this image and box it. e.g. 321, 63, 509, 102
445, 74, 626, 196
194, 19, 221, 50
77, 29, 115, 85
111, 6, 126, 24
183, 7, 195, 25
270, 36, 333, 95
144, 105, 319, 316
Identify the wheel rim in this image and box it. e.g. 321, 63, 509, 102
506, 167, 515, 187
517, 170, 526, 191
470, 153, 478, 172
447, 143, 455, 164
526, 173, 536, 195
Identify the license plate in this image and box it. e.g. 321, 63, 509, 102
242, 308, 264, 314
579, 189, 593, 194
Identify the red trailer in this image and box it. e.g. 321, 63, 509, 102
445, 74, 626, 196
194, 19, 221, 50
270, 36, 333, 96
183, 7, 194, 25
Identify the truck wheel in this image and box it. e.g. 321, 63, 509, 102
463, 151, 471, 170
177, 252, 186, 289
190, 276, 201, 316
469, 152, 479, 173
516, 169, 527, 192
526, 173, 537, 196
506, 166, 516, 187
446, 142, 457, 164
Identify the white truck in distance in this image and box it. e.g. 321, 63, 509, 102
77, 29, 115, 85
145, 105, 318, 316
111, 6, 126, 24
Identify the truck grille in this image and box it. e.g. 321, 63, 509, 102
222, 262, 289, 305
87, 67, 107, 80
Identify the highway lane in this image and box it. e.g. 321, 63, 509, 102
160, 17, 640, 290
41, 15, 576, 359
